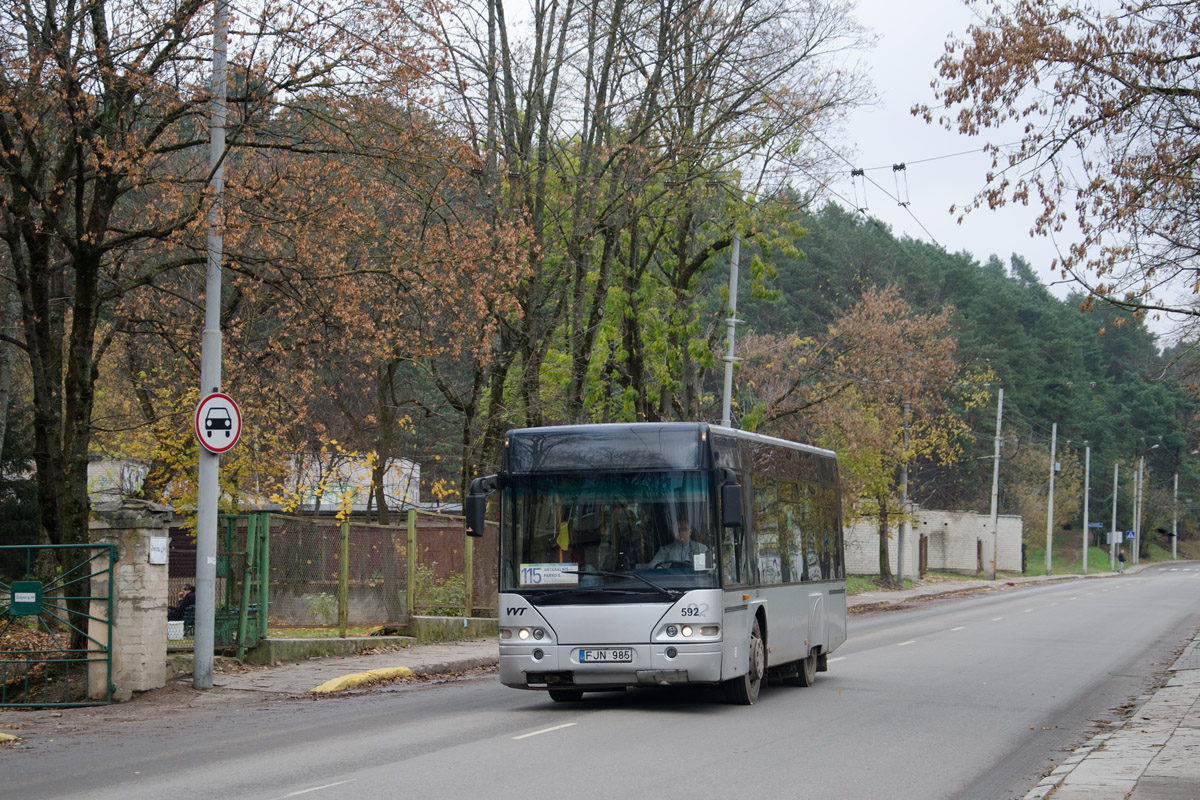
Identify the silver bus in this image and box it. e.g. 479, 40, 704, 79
465, 422, 847, 704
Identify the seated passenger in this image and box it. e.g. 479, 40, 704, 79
168, 584, 195, 621
649, 520, 708, 567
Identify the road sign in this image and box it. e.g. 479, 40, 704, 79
195, 392, 242, 454
1126, 530, 1136, 541
1087, 522, 1104, 527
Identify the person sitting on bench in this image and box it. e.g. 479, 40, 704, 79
168, 584, 196, 621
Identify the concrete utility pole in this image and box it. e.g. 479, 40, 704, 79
897, 398, 911, 588
986, 388, 1003, 580
1045, 423, 1057, 576
1173, 472, 1179, 561
195, 0, 229, 690
1135, 456, 1144, 565
1082, 444, 1090, 574
720, 234, 740, 428
1110, 463, 1119, 572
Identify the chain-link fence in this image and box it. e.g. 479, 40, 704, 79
165, 509, 497, 640
266, 510, 497, 631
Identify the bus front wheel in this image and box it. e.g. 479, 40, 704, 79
724, 618, 764, 705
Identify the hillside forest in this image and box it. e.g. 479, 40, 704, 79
3, 0, 1199, 582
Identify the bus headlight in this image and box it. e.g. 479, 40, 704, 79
666, 625, 678, 637
532, 628, 544, 640
700, 625, 720, 636
518, 628, 531, 640
681, 625, 693, 637
501, 629, 512, 639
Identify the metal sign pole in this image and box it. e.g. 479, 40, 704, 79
195, 0, 229, 690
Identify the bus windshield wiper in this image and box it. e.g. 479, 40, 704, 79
528, 586, 653, 603
561, 568, 682, 601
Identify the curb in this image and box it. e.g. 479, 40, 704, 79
308, 655, 498, 694
311, 667, 413, 693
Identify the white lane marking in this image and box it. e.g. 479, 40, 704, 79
829, 656, 846, 662
950, 626, 966, 631
992, 617, 1004, 621
1024, 609, 1034, 613
514, 723, 577, 740
898, 640, 916, 646
1069, 596, 1078, 600
270, 780, 357, 799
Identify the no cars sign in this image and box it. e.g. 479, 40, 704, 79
195, 392, 242, 454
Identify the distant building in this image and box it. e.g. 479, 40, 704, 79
286, 453, 420, 514
87, 457, 149, 501
845, 507, 1023, 576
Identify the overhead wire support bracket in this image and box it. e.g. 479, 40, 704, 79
850, 168, 868, 213
893, 163, 910, 207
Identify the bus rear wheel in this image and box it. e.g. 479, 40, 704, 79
783, 651, 817, 687
724, 618, 764, 705
549, 689, 584, 702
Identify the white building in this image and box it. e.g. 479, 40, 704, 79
845, 508, 1023, 576
288, 453, 420, 514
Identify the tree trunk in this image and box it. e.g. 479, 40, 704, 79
876, 493, 893, 585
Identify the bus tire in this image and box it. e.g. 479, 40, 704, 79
783, 651, 817, 687
724, 618, 765, 705
549, 689, 584, 702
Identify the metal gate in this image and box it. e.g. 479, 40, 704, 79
217, 514, 268, 657
0, 544, 115, 707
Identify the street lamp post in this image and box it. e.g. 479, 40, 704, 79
1110, 462, 1119, 572
1045, 423, 1058, 576
1135, 443, 1160, 565
1173, 472, 1179, 561
1082, 444, 1090, 574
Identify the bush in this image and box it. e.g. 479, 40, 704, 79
412, 564, 467, 616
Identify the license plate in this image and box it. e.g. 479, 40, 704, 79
579, 648, 633, 663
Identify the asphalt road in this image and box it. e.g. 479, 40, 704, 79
5, 564, 1199, 800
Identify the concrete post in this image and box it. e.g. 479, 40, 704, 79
88, 499, 174, 701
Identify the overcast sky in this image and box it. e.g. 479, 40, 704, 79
838, 0, 1076, 294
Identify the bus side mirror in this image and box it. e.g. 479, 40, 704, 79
721, 481, 743, 528
465, 475, 498, 538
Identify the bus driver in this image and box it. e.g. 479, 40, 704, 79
649, 519, 708, 568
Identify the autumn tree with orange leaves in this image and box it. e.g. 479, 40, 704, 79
0, 0, 449, 566
918, 0, 1200, 329
739, 287, 991, 584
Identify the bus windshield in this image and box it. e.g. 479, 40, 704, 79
500, 471, 718, 600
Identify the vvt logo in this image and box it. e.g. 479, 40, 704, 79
506, 607, 526, 616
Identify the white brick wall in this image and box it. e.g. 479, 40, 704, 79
845, 508, 1023, 576
845, 518, 919, 577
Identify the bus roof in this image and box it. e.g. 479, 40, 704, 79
502, 422, 835, 474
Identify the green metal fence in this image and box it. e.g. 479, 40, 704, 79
0, 544, 115, 707
217, 514, 268, 658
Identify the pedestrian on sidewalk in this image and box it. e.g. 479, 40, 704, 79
1117, 549, 1126, 574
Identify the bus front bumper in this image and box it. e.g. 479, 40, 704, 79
500, 642, 723, 689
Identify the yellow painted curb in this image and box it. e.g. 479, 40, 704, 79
0, 732, 19, 743
310, 667, 413, 694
